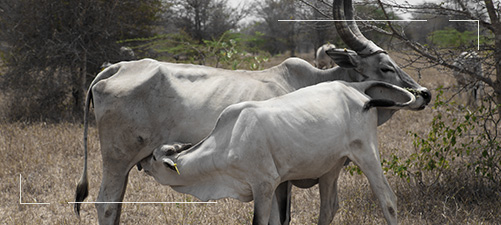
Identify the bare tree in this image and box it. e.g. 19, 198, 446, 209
375, 0, 500, 111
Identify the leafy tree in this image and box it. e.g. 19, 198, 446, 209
254, 0, 298, 55
0, 0, 164, 121
427, 27, 478, 48
170, 0, 249, 43
122, 30, 270, 70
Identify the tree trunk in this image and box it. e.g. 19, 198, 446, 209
73, 50, 87, 119
494, 26, 501, 116
484, 0, 501, 114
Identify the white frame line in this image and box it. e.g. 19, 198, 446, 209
278, 19, 427, 22
449, 19, 480, 50
19, 174, 50, 205
68, 201, 217, 204
279, 19, 480, 50
19, 173, 215, 205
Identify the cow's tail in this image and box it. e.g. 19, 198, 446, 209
74, 65, 120, 216
74, 84, 92, 216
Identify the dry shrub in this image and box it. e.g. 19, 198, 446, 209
1, 69, 77, 122
382, 89, 500, 184
376, 89, 501, 223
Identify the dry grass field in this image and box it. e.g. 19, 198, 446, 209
1, 52, 500, 224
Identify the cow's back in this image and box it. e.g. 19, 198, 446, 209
91, 59, 294, 158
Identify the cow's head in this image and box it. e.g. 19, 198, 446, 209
328, 0, 431, 110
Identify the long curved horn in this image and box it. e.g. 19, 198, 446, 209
333, 0, 382, 54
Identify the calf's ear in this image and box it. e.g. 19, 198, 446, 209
358, 81, 416, 126
362, 82, 415, 110
325, 48, 360, 68
162, 157, 176, 168
162, 157, 180, 175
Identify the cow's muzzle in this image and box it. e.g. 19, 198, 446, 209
406, 87, 432, 110
420, 88, 432, 104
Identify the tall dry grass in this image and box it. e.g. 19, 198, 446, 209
1, 52, 500, 224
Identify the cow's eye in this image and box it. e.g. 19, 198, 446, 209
381, 68, 395, 73
152, 155, 156, 161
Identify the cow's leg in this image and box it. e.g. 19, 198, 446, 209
353, 146, 397, 225
93, 115, 155, 224
270, 181, 292, 225
94, 139, 137, 225
252, 181, 277, 225
95, 162, 130, 225
317, 162, 344, 225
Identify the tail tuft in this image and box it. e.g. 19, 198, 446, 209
74, 178, 89, 216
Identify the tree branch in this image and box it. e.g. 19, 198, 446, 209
298, 0, 330, 19
380, 0, 495, 32
375, 0, 496, 88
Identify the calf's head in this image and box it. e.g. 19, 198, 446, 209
140, 143, 192, 176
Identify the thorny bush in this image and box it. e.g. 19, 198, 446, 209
382, 87, 500, 188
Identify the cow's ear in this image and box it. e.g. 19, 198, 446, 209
325, 48, 360, 68
173, 143, 192, 153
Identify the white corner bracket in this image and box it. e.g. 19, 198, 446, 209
449, 20, 480, 50
19, 174, 50, 205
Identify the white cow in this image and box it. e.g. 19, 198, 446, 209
139, 81, 416, 225
452, 51, 484, 107
74, 0, 431, 224
315, 43, 336, 69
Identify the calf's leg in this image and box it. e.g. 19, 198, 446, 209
270, 181, 292, 225
252, 181, 277, 225
353, 145, 397, 225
